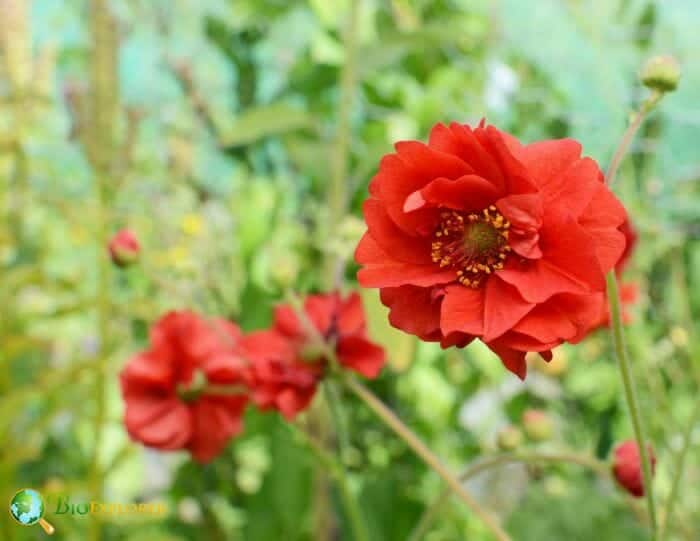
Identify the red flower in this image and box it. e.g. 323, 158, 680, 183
120, 311, 249, 463
108, 228, 140, 267
242, 292, 386, 420
355, 121, 629, 378
612, 440, 656, 498
241, 330, 321, 420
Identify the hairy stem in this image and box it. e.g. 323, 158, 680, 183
607, 272, 657, 536
323, 0, 360, 288
603, 89, 667, 538
344, 376, 511, 541
605, 91, 661, 189
86, 1, 119, 540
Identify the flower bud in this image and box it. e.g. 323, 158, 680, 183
640, 55, 681, 93
522, 409, 553, 442
611, 440, 656, 498
496, 425, 523, 451
108, 229, 140, 267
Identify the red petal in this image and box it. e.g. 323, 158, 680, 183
447, 123, 505, 190
363, 199, 432, 265
483, 277, 535, 341
544, 158, 602, 218
338, 292, 366, 335
478, 126, 537, 195
439, 284, 485, 336
486, 341, 528, 380
337, 336, 386, 378
511, 303, 578, 343
120, 351, 174, 392
428, 123, 465, 155
124, 396, 192, 450
188, 398, 246, 463
578, 183, 627, 230
511, 138, 582, 190
395, 140, 474, 180
497, 212, 605, 303
356, 234, 455, 288
496, 193, 543, 232
277, 387, 317, 420
403, 175, 501, 213
380, 285, 442, 339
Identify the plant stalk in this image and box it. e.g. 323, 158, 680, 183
408, 451, 609, 541
607, 272, 657, 537
343, 376, 511, 541
603, 89, 667, 539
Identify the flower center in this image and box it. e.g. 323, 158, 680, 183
431, 206, 511, 288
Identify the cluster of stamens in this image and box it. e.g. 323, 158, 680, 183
430, 206, 511, 288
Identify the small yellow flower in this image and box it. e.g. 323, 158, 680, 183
181, 214, 204, 237
169, 245, 191, 267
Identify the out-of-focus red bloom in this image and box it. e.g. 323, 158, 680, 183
120, 311, 249, 463
612, 440, 656, 498
242, 292, 386, 420
108, 228, 140, 267
241, 330, 321, 420
355, 121, 630, 378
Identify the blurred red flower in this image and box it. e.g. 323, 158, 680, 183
612, 440, 656, 497
108, 228, 140, 267
242, 292, 386, 420
241, 330, 321, 420
120, 311, 249, 463
355, 121, 630, 378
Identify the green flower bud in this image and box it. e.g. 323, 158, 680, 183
496, 425, 523, 451
640, 55, 681, 93
522, 409, 553, 442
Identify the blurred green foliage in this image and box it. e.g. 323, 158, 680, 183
1, 0, 699, 540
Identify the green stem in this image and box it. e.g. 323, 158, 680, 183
603, 88, 668, 539
323, 0, 360, 289
408, 451, 609, 541
660, 398, 700, 540
343, 376, 511, 541
86, 2, 119, 540
606, 272, 657, 536
604, 90, 661, 189
294, 424, 370, 541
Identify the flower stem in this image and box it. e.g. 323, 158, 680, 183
343, 376, 511, 541
606, 272, 657, 536
323, 0, 360, 289
408, 451, 609, 541
86, 2, 119, 540
604, 90, 662, 188
293, 423, 370, 541
604, 88, 668, 539
660, 398, 700, 540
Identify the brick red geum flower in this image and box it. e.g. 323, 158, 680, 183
242, 292, 386, 420
120, 311, 249, 463
356, 121, 630, 378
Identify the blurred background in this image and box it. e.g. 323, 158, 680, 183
1, 0, 699, 539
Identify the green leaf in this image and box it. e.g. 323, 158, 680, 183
219, 104, 315, 147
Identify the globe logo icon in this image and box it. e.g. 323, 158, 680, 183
9, 489, 55, 535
